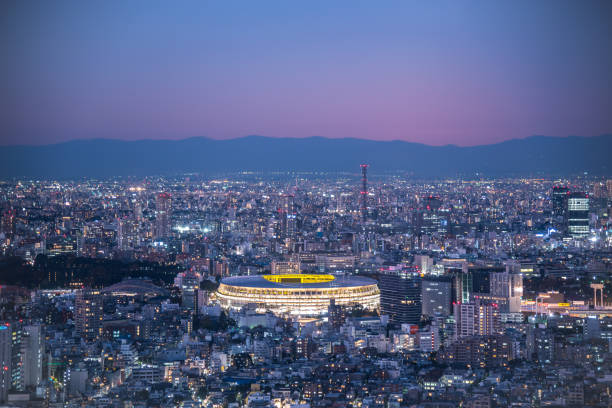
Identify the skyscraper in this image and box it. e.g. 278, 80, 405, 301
453, 300, 500, 338
422, 276, 452, 317
379, 268, 422, 325
279, 194, 296, 239
414, 196, 447, 235
552, 186, 569, 219
360, 164, 368, 223
490, 270, 523, 313
75, 289, 103, 341
566, 192, 589, 237
155, 192, 172, 239
180, 271, 200, 314
452, 270, 472, 304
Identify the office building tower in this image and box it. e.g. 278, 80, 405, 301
181, 271, 200, 314
155, 192, 172, 239
490, 271, 523, 313
422, 277, 452, 317
75, 289, 103, 341
566, 192, 589, 237
415, 196, 447, 235
379, 269, 422, 325
552, 186, 569, 218
470, 265, 505, 294
453, 300, 500, 338
452, 270, 472, 304
279, 194, 296, 239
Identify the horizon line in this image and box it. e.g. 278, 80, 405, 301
0, 133, 610, 149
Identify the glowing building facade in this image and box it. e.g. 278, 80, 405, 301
216, 274, 379, 316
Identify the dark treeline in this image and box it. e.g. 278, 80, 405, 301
0, 255, 183, 289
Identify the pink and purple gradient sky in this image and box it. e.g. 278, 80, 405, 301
1, 1, 611, 146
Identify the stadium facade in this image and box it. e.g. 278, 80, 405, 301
216, 274, 380, 316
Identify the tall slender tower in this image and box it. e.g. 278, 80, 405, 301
75, 289, 103, 341
155, 193, 172, 239
280, 194, 296, 239
360, 164, 369, 222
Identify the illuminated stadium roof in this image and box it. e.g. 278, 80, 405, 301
219, 274, 377, 289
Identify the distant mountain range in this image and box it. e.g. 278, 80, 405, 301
0, 135, 610, 178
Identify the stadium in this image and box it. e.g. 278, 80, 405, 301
216, 274, 380, 316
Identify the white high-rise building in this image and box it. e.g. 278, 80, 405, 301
453, 300, 500, 339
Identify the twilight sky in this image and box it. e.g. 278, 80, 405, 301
1, 1, 611, 146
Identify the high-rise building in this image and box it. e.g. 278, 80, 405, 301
379, 269, 422, 325
360, 164, 368, 223
180, 271, 200, 314
489, 271, 523, 313
75, 289, 103, 341
21, 324, 44, 388
155, 193, 172, 239
453, 300, 500, 338
552, 186, 569, 218
0, 324, 12, 402
526, 325, 554, 363
414, 196, 447, 235
0, 322, 23, 402
116, 217, 135, 250
279, 194, 297, 239
566, 192, 589, 237
422, 277, 452, 317
470, 265, 505, 294
452, 270, 472, 304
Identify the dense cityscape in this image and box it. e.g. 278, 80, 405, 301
0, 171, 611, 407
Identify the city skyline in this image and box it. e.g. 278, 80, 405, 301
1, 2, 612, 406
